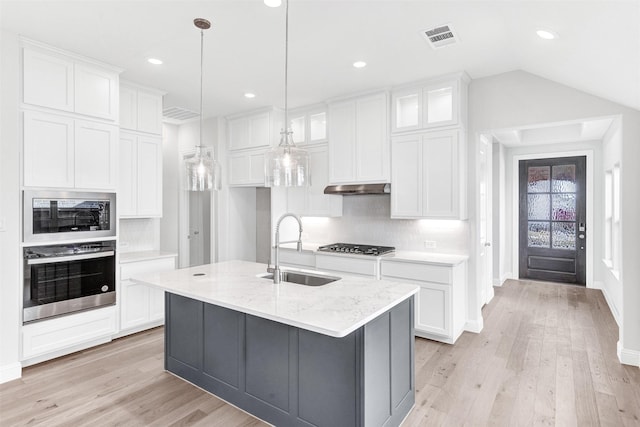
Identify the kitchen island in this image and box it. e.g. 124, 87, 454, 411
132, 260, 419, 427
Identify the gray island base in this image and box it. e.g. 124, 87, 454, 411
165, 292, 415, 427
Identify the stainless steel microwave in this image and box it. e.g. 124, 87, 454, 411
23, 190, 116, 243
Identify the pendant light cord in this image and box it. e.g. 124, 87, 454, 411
199, 28, 204, 149
283, 0, 289, 135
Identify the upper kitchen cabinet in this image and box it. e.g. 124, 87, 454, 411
227, 107, 282, 151
118, 131, 162, 217
22, 39, 121, 122
288, 104, 327, 145
391, 72, 469, 133
328, 92, 389, 184
24, 110, 118, 190
119, 82, 165, 135
391, 129, 467, 219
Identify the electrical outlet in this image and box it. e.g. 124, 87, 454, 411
424, 240, 436, 249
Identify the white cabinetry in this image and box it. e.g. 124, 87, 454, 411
23, 110, 118, 190
286, 145, 342, 217
119, 256, 176, 335
315, 253, 380, 278
391, 73, 468, 133
22, 42, 120, 121
226, 108, 282, 186
289, 105, 327, 145
119, 83, 164, 135
22, 307, 117, 363
391, 129, 466, 219
328, 92, 389, 184
118, 132, 162, 217
380, 259, 467, 344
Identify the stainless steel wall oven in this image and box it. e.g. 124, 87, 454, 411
23, 190, 116, 243
23, 241, 116, 323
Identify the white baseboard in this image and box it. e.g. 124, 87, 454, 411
591, 280, 604, 290
617, 341, 640, 367
0, 362, 22, 384
493, 272, 512, 287
600, 284, 621, 327
465, 318, 484, 334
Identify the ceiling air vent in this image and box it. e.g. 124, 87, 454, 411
162, 106, 199, 124
421, 24, 458, 49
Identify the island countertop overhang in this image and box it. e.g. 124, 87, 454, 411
131, 260, 419, 338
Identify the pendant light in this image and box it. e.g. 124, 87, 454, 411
185, 18, 221, 191
264, 0, 310, 187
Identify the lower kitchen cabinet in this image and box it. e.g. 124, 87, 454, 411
380, 259, 467, 344
22, 306, 117, 365
315, 253, 380, 279
119, 255, 176, 335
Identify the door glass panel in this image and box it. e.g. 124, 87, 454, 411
396, 94, 419, 128
552, 194, 576, 221
290, 116, 305, 144
527, 166, 550, 192
552, 164, 576, 192
426, 87, 453, 123
309, 112, 326, 141
528, 221, 550, 248
552, 222, 576, 250
528, 194, 550, 220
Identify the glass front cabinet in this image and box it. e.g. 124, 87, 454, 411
391, 73, 469, 133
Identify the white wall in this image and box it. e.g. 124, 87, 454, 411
0, 29, 22, 383
160, 123, 180, 255
469, 70, 640, 365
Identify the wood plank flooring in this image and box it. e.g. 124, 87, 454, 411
1, 279, 639, 426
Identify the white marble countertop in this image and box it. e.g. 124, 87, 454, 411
119, 250, 178, 264
132, 260, 418, 338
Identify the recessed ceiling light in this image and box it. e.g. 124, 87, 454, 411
244, 92, 256, 99
147, 58, 163, 65
536, 29, 558, 40
353, 61, 367, 69
264, 0, 282, 7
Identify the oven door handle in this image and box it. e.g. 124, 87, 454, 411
27, 250, 115, 265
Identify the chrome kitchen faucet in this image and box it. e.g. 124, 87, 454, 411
269, 213, 303, 284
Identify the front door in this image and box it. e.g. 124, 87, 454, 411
519, 156, 586, 285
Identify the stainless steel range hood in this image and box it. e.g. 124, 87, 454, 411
323, 183, 390, 195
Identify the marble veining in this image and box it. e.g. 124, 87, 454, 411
132, 260, 418, 338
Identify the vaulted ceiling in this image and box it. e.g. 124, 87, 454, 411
1, 0, 638, 119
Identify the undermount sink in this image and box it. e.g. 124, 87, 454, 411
259, 271, 341, 287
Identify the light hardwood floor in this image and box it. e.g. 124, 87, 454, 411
1, 279, 639, 426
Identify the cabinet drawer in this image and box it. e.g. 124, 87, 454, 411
316, 254, 378, 278
120, 257, 175, 280
381, 261, 451, 285
278, 249, 316, 268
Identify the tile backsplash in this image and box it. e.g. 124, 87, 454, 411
118, 218, 160, 252
301, 195, 469, 253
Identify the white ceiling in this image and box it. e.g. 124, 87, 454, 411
1, 0, 638, 119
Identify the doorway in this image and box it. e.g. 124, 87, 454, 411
518, 156, 586, 285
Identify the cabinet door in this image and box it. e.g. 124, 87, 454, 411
23, 111, 75, 188
308, 111, 327, 144
137, 91, 163, 134
229, 151, 265, 186
356, 93, 389, 182
423, 81, 457, 128
149, 287, 165, 322
290, 114, 306, 144
249, 112, 271, 149
248, 151, 266, 185
391, 135, 423, 218
391, 87, 421, 133
305, 146, 342, 216
121, 280, 151, 330
23, 48, 74, 112
118, 132, 137, 216
422, 130, 459, 217
74, 63, 118, 121
119, 86, 137, 130
415, 283, 450, 337
228, 117, 250, 150
74, 120, 118, 189
136, 136, 162, 216
328, 101, 356, 184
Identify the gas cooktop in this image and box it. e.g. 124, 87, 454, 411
317, 243, 395, 256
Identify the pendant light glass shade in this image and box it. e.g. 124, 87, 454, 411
185, 146, 221, 191
185, 18, 221, 192
265, 130, 309, 187
264, 0, 310, 188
